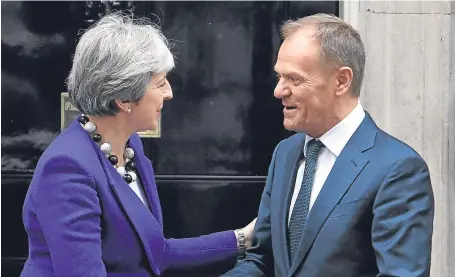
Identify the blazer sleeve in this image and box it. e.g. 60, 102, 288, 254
34, 154, 106, 277
372, 155, 434, 277
161, 230, 238, 270
221, 142, 281, 277
129, 133, 253, 272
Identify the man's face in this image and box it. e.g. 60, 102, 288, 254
274, 27, 338, 137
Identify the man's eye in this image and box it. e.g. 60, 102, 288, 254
289, 77, 303, 85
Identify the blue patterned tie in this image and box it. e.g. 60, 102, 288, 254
288, 139, 324, 262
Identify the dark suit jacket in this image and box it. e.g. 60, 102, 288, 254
21, 120, 237, 277
222, 113, 434, 277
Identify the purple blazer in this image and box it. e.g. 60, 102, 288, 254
20, 119, 237, 277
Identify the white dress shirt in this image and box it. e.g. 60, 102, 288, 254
129, 173, 151, 209
288, 101, 366, 224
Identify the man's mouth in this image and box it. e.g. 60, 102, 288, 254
284, 106, 297, 111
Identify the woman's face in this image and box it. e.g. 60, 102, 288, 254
131, 72, 173, 132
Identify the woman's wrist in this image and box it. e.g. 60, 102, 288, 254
233, 229, 246, 259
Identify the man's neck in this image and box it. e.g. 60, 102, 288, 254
311, 98, 359, 138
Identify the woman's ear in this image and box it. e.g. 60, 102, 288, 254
115, 99, 132, 114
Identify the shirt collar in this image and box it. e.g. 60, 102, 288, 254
304, 101, 366, 158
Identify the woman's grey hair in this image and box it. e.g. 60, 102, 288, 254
67, 12, 175, 116
281, 13, 365, 97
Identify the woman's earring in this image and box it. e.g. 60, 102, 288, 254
127, 107, 131, 113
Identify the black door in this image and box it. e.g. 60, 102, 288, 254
1, 2, 339, 276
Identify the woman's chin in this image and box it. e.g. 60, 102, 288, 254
134, 120, 158, 133
151, 121, 159, 130
147, 123, 158, 131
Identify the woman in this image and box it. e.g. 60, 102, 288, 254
21, 13, 256, 277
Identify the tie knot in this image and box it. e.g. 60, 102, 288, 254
306, 139, 324, 159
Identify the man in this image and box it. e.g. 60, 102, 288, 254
222, 13, 434, 277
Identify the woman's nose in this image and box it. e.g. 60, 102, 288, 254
163, 87, 173, 100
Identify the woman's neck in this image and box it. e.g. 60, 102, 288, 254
88, 115, 132, 167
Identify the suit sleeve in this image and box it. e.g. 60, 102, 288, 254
372, 155, 434, 277
221, 142, 280, 277
34, 154, 106, 277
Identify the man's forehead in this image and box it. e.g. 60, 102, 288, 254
281, 27, 319, 52
275, 51, 314, 73
276, 39, 320, 71
274, 58, 304, 76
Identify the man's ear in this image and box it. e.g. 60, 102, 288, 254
335, 66, 353, 96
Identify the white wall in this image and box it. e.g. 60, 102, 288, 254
341, 1, 455, 276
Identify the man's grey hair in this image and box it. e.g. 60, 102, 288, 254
281, 13, 365, 97
67, 12, 175, 116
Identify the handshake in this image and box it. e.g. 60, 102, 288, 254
234, 217, 258, 257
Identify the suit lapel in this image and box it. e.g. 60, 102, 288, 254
288, 143, 369, 275
288, 114, 378, 276
277, 134, 306, 270
96, 147, 163, 275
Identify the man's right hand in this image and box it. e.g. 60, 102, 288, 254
242, 217, 257, 249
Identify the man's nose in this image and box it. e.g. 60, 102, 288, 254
274, 81, 287, 99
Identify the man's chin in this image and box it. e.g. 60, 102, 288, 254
283, 120, 296, 132
284, 121, 307, 134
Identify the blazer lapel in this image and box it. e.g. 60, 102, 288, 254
130, 141, 163, 226
96, 148, 163, 275
288, 114, 378, 277
277, 134, 306, 270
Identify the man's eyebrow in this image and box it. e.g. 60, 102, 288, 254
276, 71, 303, 79
287, 72, 303, 79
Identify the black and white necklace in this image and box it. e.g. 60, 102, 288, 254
78, 115, 137, 184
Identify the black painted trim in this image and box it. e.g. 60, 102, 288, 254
155, 175, 267, 181
2, 257, 26, 262
1, 173, 267, 183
